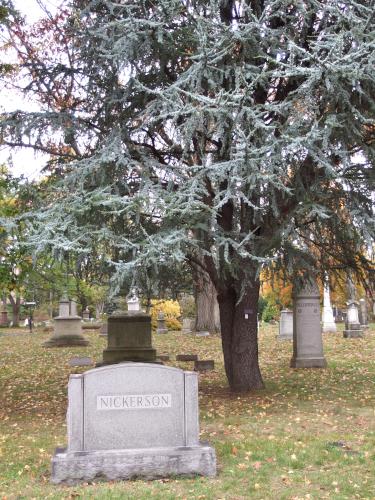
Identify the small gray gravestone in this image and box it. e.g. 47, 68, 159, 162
196, 331, 210, 337
51, 363, 216, 483
156, 311, 168, 334
82, 308, 90, 321
68, 357, 93, 367
176, 354, 198, 362
290, 278, 327, 368
99, 321, 108, 337
181, 318, 194, 334
358, 298, 369, 329
194, 360, 214, 371
278, 310, 293, 340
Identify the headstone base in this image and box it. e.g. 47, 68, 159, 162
343, 329, 363, 338
290, 356, 327, 368
102, 347, 157, 365
51, 444, 216, 484
43, 335, 89, 347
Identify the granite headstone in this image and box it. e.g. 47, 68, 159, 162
51, 363, 216, 483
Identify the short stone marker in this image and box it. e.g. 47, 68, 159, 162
51, 363, 216, 483
196, 331, 210, 337
99, 322, 108, 337
359, 298, 369, 329
278, 310, 293, 340
157, 354, 170, 362
176, 354, 198, 362
194, 360, 214, 371
82, 308, 90, 321
290, 278, 327, 368
181, 317, 194, 334
156, 311, 168, 334
68, 357, 94, 367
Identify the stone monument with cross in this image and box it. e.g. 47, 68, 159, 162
343, 272, 363, 338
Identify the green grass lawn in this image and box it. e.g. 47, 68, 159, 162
1, 323, 375, 499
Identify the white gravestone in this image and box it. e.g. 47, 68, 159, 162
321, 278, 337, 333
278, 310, 293, 340
343, 303, 363, 338
127, 290, 140, 312
290, 279, 327, 368
51, 363, 216, 483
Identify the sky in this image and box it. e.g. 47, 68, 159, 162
0, 0, 59, 180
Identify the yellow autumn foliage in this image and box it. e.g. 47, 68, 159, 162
150, 299, 182, 331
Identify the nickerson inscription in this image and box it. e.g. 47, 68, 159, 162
97, 393, 172, 410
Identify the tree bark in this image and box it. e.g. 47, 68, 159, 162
194, 269, 221, 333
218, 281, 264, 392
9, 293, 21, 327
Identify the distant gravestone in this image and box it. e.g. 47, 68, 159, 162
100, 312, 156, 365
196, 331, 210, 337
358, 298, 369, 329
127, 289, 140, 312
290, 278, 327, 368
156, 311, 168, 334
68, 357, 93, 367
0, 307, 9, 326
99, 321, 108, 337
181, 318, 194, 334
44, 296, 88, 348
343, 304, 363, 338
194, 360, 214, 371
278, 310, 293, 340
51, 363, 216, 483
321, 277, 337, 333
343, 273, 363, 338
176, 354, 198, 362
82, 308, 90, 321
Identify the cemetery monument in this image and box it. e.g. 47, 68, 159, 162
51, 363, 216, 483
290, 277, 327, 368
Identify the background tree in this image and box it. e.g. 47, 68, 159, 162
1, 1, 374, 391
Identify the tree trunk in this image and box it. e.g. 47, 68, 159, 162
194, 269, 221, 333
9, 293, 21, 327
217, 282, 264, 392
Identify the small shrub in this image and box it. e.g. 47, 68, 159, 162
150, 299, 182, 331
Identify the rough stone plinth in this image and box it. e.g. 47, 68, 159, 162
278, 310, 293, 340
290, 278, 327, 369
176, 354, 198, 362
196, 331, 210, 337
101, 313, 156, 365
194, 360, 214, 371
51, 445, 216, 484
